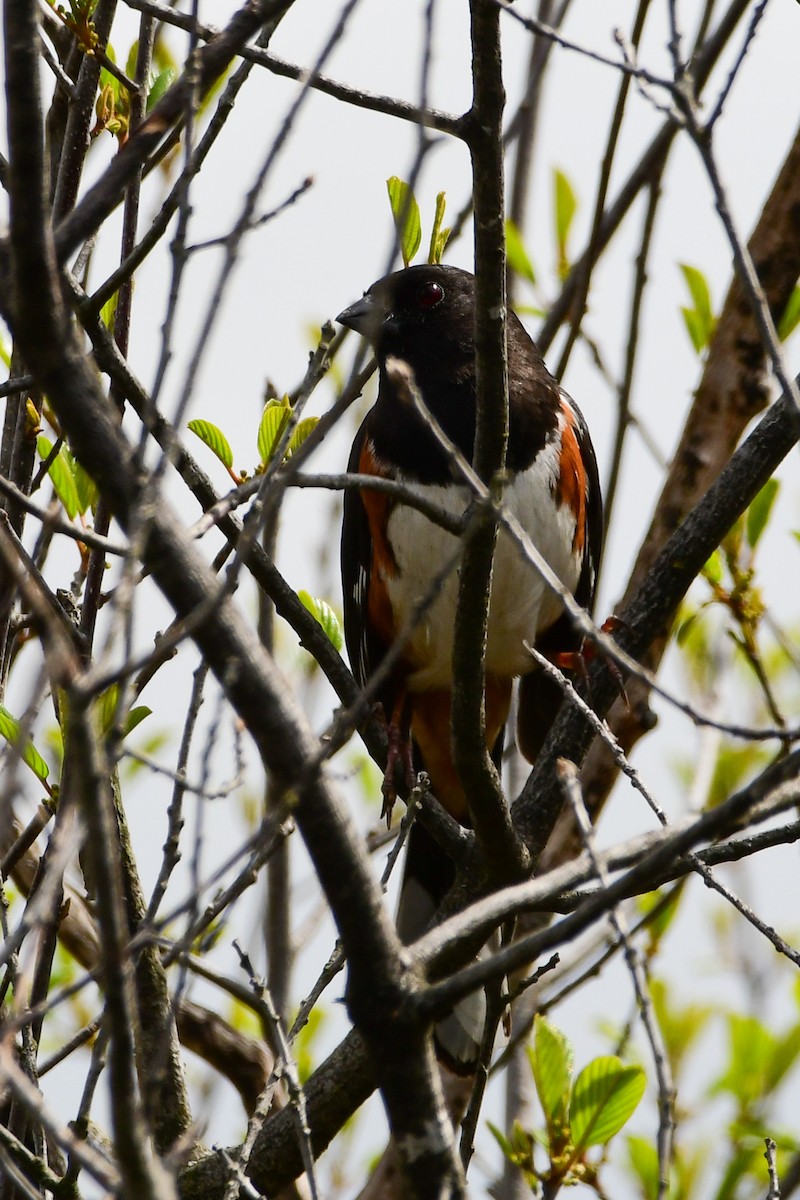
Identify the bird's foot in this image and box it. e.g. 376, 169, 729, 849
551, 616, 629, 708
380, 721, 416, 827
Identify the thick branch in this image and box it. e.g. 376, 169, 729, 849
451, 0, 529, 883
65, 699, 174, 1199
179, 1031, 375, 1200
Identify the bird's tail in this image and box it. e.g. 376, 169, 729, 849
394, 684, 512, 1074
396, 819, 488, 1074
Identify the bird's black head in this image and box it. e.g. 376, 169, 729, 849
337, 264, 476, 367
337, 264, 558, 481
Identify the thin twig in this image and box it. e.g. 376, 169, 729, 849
558, 760, 674, 1199
765, 1137, 781, 1200
144, 662, 208, 924
226, 942, 319, 1200
120, 0, 462, 135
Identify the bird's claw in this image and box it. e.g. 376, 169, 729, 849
380, 717, 416, 827
550, 616, 629, 709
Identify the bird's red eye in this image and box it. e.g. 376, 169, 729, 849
417, 281, 444, 310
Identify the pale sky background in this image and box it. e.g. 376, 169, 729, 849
2, 1, 800, 1195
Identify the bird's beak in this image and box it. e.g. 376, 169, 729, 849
336, 291, 382, 338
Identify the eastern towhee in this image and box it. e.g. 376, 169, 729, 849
338, 264, 602, 1070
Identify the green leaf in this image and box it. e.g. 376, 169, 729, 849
100, 291, 118, 335
681, 306, 707, 355
97, 684, 120, 737
287, 416, 319, 457
638, 884, 685, 948
712, 1142, 762, 1200
153, 37, 178, 77
679, 264, 716, 352
649, 976, 711, 1079
298, 590, 344, 652
530, 1015, 572, 1132
188, 419, 234, 470
125, 40, 139, 81
506, 218, 536, 285
123, 706, 152, 738
767, 1021, 800, 1092
387, 177, 422, 267
719, 1012, 800, 1100
428, 191, 450, 264
198, 63, 232, 120
680, 264, 713, 324
94, 689, 150, 741
569, 1056, 646, 1149
710, 1014, 773, 1106
147, 66, 177, 112
294, 1005, 326, 1085
257, 398, 291, 466
487, 1121, 515, 1162
0, 704, 50, 783
226, 996, 261, 1038
70, 455, 98, 515
778, 285, 800, 341
193, 915, 226, 955
706, 742, 769, 810
553, 168, 577, 271
675, 606, 699, 647
487, 1121, 534, 1176
745, 478, 779, 549
37, 436, 80, 520
626, 1135, 659, 1200
702, 549, 723, 587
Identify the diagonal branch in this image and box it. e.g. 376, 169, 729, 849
513, 381, 800, 854
65, 694, 176, 1200
449, 0, 530, 884
3, 4, 464, 1191
567, 118, 800, 863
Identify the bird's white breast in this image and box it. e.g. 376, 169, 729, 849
384, 437, 582, 690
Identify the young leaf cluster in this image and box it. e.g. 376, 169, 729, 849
490, 1015, 645, 1196
188, 397, 319, 485
386, 176, 451, 267
50, 0, 99, 55
93, 40, 177, 144
187, 407, 341, 653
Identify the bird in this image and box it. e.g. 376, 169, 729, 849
338, 263, 602, 1071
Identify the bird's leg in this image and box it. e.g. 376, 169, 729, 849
550, 616, 629, 707
381, 690, 415, 826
